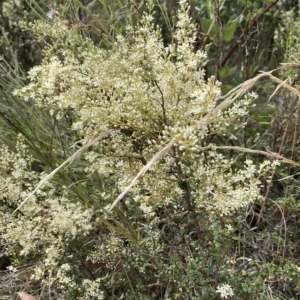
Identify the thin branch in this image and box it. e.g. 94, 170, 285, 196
257, 105, 298, 224
152, 211, 188, 226
109, 140, 175, 211
153, 80, 168, 125
213, 0, 223, 80
220, 0, 279, 68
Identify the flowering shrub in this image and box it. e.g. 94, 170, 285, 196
16, 1, 266, 215
0, 1, 285, 299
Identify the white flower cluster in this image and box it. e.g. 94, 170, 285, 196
216, 283, 234, 299
0, 136, 96, 293
87, 233, 126, 271
2, 0, 25, 26
274, 3, 295, 42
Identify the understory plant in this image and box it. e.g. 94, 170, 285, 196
1, 0, 300, 299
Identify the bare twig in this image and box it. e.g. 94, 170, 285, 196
220, 0, 279, 68
257, 105, 298, 224
213, 0, 223, 80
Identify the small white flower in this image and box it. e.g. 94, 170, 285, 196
216, 283, 234, 299
225, 224, 234, 232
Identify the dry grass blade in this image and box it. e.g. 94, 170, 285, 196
193, 72, 270, 130
216, 65, 300, 114
109, 140, 175, 211
12, 131, 113, 215
214, 73, 266, 108
217, 146, 299, 165
17, 292, 37, 300
268, 78, 289, 102
265, 72, 300, 98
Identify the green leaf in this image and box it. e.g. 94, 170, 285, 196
201, 19, 217, 37
224, 20, 238, 42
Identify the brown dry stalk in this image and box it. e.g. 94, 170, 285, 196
220, 0, 279, 68
217, 146, 299, 166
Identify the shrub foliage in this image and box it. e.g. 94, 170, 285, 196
1, 0, 300, 299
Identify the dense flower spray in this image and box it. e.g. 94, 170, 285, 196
15, 0, 270, 215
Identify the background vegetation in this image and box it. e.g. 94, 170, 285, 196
1, 0, 300, 299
